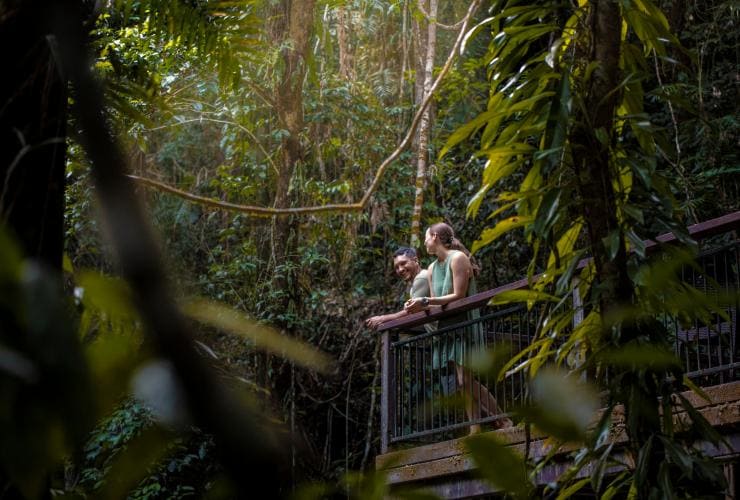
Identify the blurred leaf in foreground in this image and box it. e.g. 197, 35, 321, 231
517, 367, 600, 443
466, 433, 532, 499
184, 298, 332, 372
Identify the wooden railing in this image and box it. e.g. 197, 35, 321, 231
378, 212, 740, 453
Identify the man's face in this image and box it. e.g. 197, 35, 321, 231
393, 255, 419, 282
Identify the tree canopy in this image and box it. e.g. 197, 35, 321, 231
0, 0, 737, 498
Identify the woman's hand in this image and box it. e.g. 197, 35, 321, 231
404, 297, 425, 313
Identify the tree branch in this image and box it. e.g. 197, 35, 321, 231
130, 0, 483, 218
128, 174, 363, 216
416, 0, 467, 30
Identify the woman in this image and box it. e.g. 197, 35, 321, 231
405, 222, 510, 433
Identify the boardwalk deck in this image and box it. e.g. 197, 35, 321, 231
377, 381, 740, 498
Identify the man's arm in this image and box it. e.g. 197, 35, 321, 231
365, 309, 408, 330
367, 271, 429, 330
410, 269, 430, 299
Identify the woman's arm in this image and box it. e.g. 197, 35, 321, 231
404, 253, 471, 312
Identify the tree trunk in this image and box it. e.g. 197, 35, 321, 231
336, 6, 354, 81
0, 4, 66, 270
271, 0, 316, 295
264, 0, 316, 424
570, 1, 662, 494
571, 0, 631, 311
409, 0, 438, 248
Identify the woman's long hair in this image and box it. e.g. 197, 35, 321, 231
428, 222, 481, 277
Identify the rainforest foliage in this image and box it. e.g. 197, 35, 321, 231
0, 0, 738, 498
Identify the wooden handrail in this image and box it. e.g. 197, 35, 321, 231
378, 211, 740, 332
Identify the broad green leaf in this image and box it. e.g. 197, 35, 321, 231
62, 254, 74, 274
542, 70, 570, 170
616, 164, 633, 200
625, 229, 646, 258
682, 375, 711, 403
622, 205, 644, 224
490, 199, 520, 219
467, 183, 491, 219
466, 434, 532, 499
548, 220, 583, 269
602, 472, 630, 500
676, 393, 725, 447
479, 142, 535, 159
483, 157, 525, 188
491, 289, 559, 305
185, 299, 331, 372
558, 311, 601, 363
602, 230, 622, 261
498, 337, 551, 381
76, 272, 140, 337
440, 107, 507, 158
503, 24, 558, 41
632, 0, 671, 32
556, 478, 590, 500
533, 188, 562, 237
591, 442, 616, 492
518, 367, 599, 442
658, 435, 694, 477
471, 216, 533, 254
0, 228, 22, 284
633, 435, 654, 490
519, 164, 543, 216
99, 426, 172, 500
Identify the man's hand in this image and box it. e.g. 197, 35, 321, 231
365, 315, 387, 330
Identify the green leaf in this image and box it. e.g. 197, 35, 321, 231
556, 478, 590, 499
482, 156, 526, 187
184, 299, 331, 372
465, 434, 532, 499
658, 435, 694, 477
622, 205, 644, 224
467, 183, 491, 219
682, 375, 711, 404
77, 271, 139, 325
490, 289, 559, 305
601, 472, 629, 500
440, 107, 506, 158
633, 435, 654, 490
0, 228, 22, 284
548, 220, 583, 269
471, 216, 533, 254
676, 393, 725, 447
517, 367, 600, 443
591, 442, 615, 492
602, 230, 621, 261
533, 188, 561, 237
542, 70, 570, 171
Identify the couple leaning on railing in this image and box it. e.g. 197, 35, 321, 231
365, 222, 512, 435
368, 212, 740, 452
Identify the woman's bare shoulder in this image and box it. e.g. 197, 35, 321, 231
450, 250, 470, 263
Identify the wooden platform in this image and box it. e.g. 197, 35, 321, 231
377, 381, 740, 499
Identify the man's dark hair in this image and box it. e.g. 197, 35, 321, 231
393, 247, 417, 259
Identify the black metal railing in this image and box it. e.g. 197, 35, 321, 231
674, 241, 739, 385
378, 213, 740, 453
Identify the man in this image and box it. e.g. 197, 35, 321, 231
365, 247, 429, 329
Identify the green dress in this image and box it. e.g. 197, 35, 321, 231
430, 250, 482, 369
